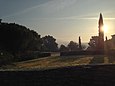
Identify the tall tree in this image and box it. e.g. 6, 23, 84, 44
79, 36, 82, 50
0, 19, 2, 23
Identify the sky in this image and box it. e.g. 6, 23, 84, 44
0, 0, 115, 45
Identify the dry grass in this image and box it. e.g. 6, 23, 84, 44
2, 55, 93, 70
1, 55, 115, 70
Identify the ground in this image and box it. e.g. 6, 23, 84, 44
1, 54, 115, 86
1, 54, 115, 70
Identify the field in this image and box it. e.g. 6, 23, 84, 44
1, 54, 115, 70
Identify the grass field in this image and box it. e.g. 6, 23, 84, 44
1, 55, 115, 70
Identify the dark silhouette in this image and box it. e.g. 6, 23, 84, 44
79, 36, 82, 50
98, 13, 104, 51
87, 13, 104, 52
67, 41, 79, 51
0, 22, 42, 57
0, 19, 2, 23
87, 36, 99, 50
0, 21, 52, 63
41, 35, 58, 52
105, 34, 115, 51
61, 13, 107, 56
106, 36, 108, 41
59, 44, 68, 52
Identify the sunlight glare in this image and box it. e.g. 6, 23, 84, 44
103, 25, 108, 33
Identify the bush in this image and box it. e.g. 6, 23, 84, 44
0, 51, 14, 65
60, 50, 104, 56
16, 52, 51, 62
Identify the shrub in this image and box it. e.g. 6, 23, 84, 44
0, 51, 14, 65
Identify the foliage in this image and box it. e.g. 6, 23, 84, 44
59, 44, 68, 52
0, 22, 42, 55
67, 41, 79, 51
41, 35, 58, 52
0, 51, 14, 65
87, 36, 99, 50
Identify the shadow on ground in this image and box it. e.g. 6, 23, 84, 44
1, 64, 115, 86
89, 55, 104, 64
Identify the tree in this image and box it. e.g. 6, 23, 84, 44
0, 19, 2, 23
0, 22, 42, 55
41, 35, 58, 52
67, 41, 79, 51
79, 36, 82, 50
87, 36, 99, 50
59, 44, 68, 52
26, 30, 42, 51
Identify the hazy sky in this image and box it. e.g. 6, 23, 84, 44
0, 0, 115, 45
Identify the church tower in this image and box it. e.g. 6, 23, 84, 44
98, 13, 104, 51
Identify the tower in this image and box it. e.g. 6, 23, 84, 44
98, 13, 104, 51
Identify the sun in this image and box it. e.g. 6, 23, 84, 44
103, 25, 108, 33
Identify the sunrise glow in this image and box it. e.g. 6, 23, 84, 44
102, 25, 108, 33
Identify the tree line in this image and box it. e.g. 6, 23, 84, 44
0, 21, 87, 64
0, 21, 86, 54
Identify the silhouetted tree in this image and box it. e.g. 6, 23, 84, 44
59, 44, 68, 52
0, 22, 42, 56
106, 36, 108, 41
105, 35, 115, 50
87, 36, 99, 50
26, 30, 42, 51
79, 36, 82, 50
67, 41, 79, 51
0, 19, 2, 23
41, 35, 58, 52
